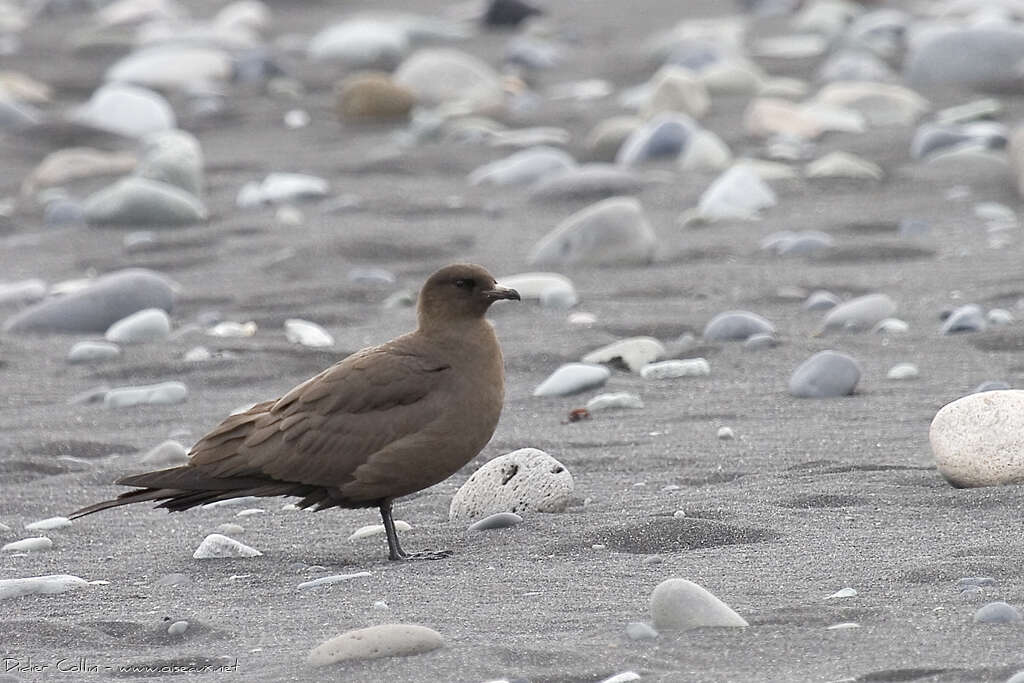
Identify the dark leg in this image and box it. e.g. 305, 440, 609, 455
378, 500, 452, 562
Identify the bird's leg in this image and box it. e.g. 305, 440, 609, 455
378, 500, 452, 562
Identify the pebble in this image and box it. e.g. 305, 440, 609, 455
284, 319, 334, 348
586, 392, 644, 412
297, 572, 372, 589
625, 622, 659, 641
641, 358, 710, 380
0, 279, 46, 305
0, 574, 87, 600
973, 601, 1023, 624
239, 173, 329, 206
348, 521, 411, 541
106, 45, 232, 91
104, 381, 188, 408
67, 341, 122, 364
167, 620, 189, 636
2, 537, 53, 552
73, 82, 175, 137
821, 293, 896, 333
717, 427, 734, 440
25, 517, 71, 531
136, 129, 205, 198
307, 624, 444, 667
887, 363, 919, 380
775, 231, 835, 256
941, 304, 986, 334
497, 273, 577, 304
4, 268, 174, 334
216, 523, 245, 536
804, 291, 840, 311
336, 73, 415, 122
529, 197, 657, 267
154, 573, 189, 588
582, 337, 666, 373
679, 129, 733, 171
84, 177, 207, 227
349, 268, 396, 285
585, 116, 643, 162
905, 27, 1024, 92
744, 333, 778, 351
529, 164, 645, 202
469, 146, 576, 186
192, 533, 262, 559
696, 165, 776, 221
449, 448, 573, 521
616, 112, 697, 166
104, 307, 171, 344
533, 363, 611, 397
974, 381, 1011, 394
141, 439, 189, 465
650, 578, 748, 630
930, 390, 1024, 487
987, 309, 1015, 326
826, 587, 857, 599
703, 311, 774, 341
805, 152, 883, 181
235, 508, 264, 517
394, 48, 503, 112
468, 512, 523, 531
872, 318, 909, 335
601, 673, 641, 683
789, 350, 861, 398
308, 18, 410, 69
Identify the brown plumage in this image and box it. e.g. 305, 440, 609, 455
71, 264, 520, 561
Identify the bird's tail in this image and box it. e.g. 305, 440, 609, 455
69, 466, 302, 518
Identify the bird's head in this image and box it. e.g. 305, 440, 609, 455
417, 263, 520, 330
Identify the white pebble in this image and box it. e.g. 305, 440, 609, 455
297, 572, 372, 589
167, 620, 189, 636
826, 587, 858, 599
208, 321, 257, 337
717, 426, 735, 440
235, 508, 265, 517
586, 392, 644, 412
25, 517, 72, 531
104, 381, 187, 408
192, 534, 262, 559
104, 308, 171, 344
887, 363, 919, 380
348, 521, 411, 541
2, 537, 53, 552
601, 674, 641, 683
641, 358, 710, 379
0, 574, 88, 600
284, 319, 334, 347
284, 109, 310, 128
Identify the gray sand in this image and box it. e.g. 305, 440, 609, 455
2, 1, 1024, 681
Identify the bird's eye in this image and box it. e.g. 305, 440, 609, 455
454, 278, 475, 289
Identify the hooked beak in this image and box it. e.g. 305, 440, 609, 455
483, 284, 521, 301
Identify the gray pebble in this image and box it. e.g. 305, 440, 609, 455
84, 177, 206, 227
529, 164, 645, 202
789, 350, 861, 398
973, 601, 1022, 624
743, 333, 778, 351
616, 113, 696, 166
804, 290, 840, 311
468, 512, 523, 531
821, 293, 896, 333
528, 197, 657, 267
703, 311, 774, 341
777, 231, 834, 256
67, 340, 121, 364
4, 268, 174, 334
906, 27, 1024, 92
104, 381, 188, 408
469, 146, 575, 186
625, 621, 659, 641
941, 304, 986, 334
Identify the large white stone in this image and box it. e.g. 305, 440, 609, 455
84, 176, 207, 226
449, 448, 573, 521
533, 363, 610, 397
930, 390, 1024, 488
582, 337, 666, 373
528, 197, 657, 266
105, 308, 171, 344
697, 165, 776, 221
74, 83, 175, 138
193, 533, 262, 559
308, 18, 409, 69
308, 624, 443, 667
136, 129, 204, 198
0, 575, 88, 600
468, 147, 576, 186
106, 45, 233, 91
650, 578, 748, 630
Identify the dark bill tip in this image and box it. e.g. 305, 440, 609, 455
484, 285, 521, 301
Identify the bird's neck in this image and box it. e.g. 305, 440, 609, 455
417, 317, 500, 356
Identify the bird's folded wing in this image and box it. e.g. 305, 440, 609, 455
185, 346, 451, 488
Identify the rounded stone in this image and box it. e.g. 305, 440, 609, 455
449, 448, 573, 521
105, 45, 233, 91
905, 27, 1024, 91
533, 363, 611, 397
697, 165, 777, 221
528, 197, 657, 267
789, 350, 861, 398
308, 624, 443, 667
804, 291, 840, 311
703, 311, 774, 341
67, 340, 122, 364
887, 363, 919, 380
644, 66, 709, 119
4, 269, 174, 334
84, 177, 207, 227
469, 146, 576, 187
930, 390, 1024, 488
192, 533, 261, 559
336, 73, 415, 122
136, 129, 204, 198
821, 293, 896, 333
973, 601, 1023, 624
582, 337, 666, 373
468, 512, 523, 531
585, 116, 643, 162
625, 622, 658, 641
73, 82, 175, 138
308, 19, 409, 69
941, 304, 986, 335
529, 164, 645, 202
743, 333, 778, 351
616, 112, 697, 167
104, 307, 171, 344
393, 48, 503, 111
140, 440, 189, 465
640, 358, 710, 379
585, 392, 644, 412
650, 578, 748, 631
104, 381, 188, 408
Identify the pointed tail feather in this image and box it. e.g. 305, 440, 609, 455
69, 488, 179, 519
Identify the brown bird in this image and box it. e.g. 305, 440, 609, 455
71, 264, 520, 561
